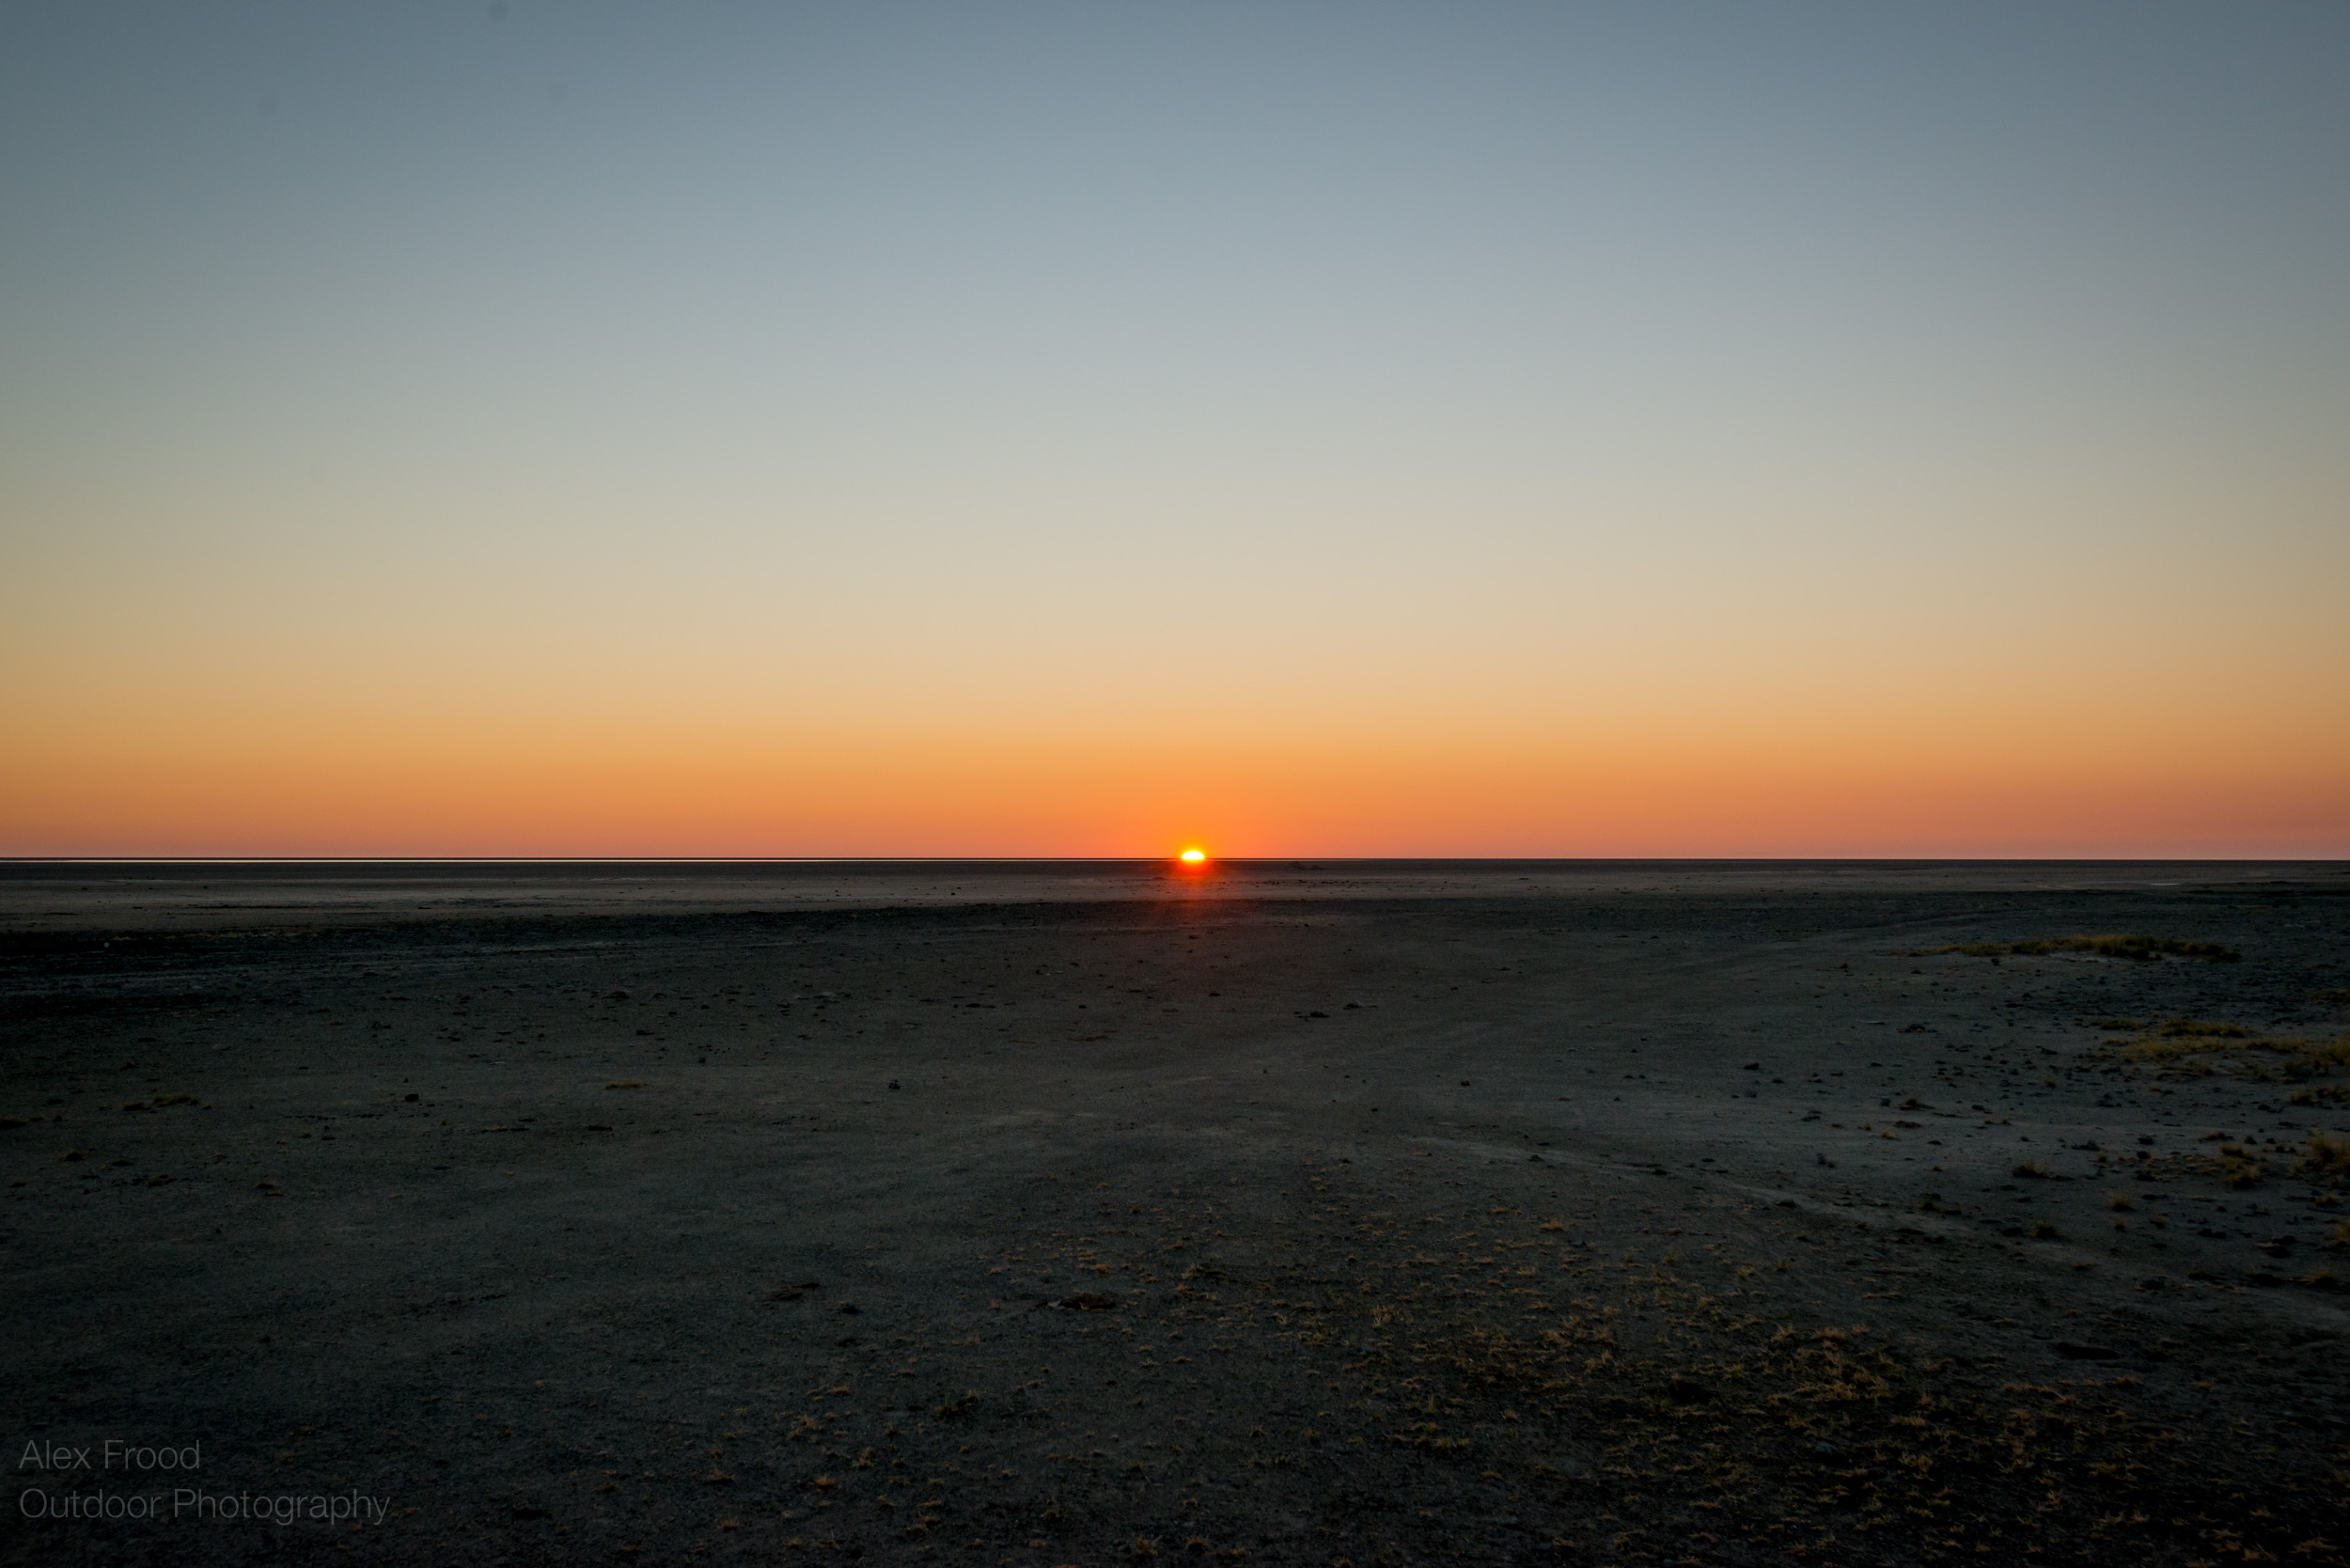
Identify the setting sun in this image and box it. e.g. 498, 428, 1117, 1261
1178, 848, 1208, 865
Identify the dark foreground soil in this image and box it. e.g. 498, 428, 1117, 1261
3, 861, 2346, 1566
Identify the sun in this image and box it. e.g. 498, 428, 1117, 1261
1178, 848, 1208, 866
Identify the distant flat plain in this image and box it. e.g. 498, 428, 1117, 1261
3, 860, 2346, 1566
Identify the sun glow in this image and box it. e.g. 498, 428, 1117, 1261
1178, 848, 1208, 865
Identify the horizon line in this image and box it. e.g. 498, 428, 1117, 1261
3, 855, 2342, 868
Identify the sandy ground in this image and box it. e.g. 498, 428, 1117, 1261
3, 860, 2347, 1567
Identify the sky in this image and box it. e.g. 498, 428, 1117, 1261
3, 2, 2346, 858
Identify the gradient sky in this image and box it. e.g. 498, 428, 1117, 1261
4, 3, 2346, 857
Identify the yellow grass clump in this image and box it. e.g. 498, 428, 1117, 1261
2099, 1022, 2350, 1082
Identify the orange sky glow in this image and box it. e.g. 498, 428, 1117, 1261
6, 695, 2342, 858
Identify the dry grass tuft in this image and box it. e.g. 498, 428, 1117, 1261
2138, 1146, 2272, 1188
2219, 1146, 2270, 1188
2292, 1134, 2350, 1188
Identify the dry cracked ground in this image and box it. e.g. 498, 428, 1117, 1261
3, 861, 2347, 1566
